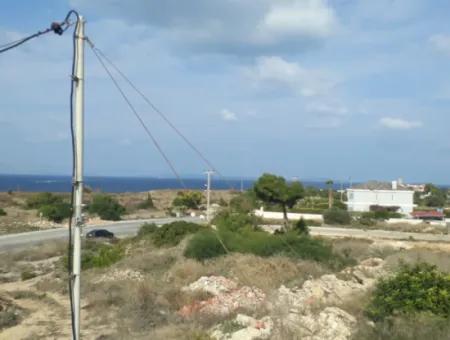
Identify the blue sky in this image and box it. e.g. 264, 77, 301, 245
1, 0, 450, 183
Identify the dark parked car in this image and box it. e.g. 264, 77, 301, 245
86, 229, 114, 239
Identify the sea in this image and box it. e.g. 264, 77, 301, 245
0, 174, 341, 193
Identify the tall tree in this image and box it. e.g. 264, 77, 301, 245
326, 179, 334, 208
253, 173, 304, 228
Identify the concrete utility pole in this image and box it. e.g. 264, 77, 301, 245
205, 170, 214, 222
72, 16, 85, 340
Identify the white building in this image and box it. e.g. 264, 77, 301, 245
346, 181, 415, 214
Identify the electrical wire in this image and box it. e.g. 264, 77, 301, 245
88, 44, 186, 189
0, 11, 79, 339
87, 45, 235, 190
66, 9, 81, 340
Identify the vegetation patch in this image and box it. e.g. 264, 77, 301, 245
25, 192, 72, 222
323, 207, 351, 225
366, 262, 450, 321
88, 194, 126, 221
185, 223, 351, 269
138, 221, 202, 247
0, 208, 6, 216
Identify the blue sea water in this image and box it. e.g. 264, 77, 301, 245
0, 174, 340, 193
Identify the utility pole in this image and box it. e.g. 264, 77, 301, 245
205, 170, 214, 222
72, 16, 85, 340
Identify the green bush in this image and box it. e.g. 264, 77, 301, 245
355, 312, 450, 340
172, 191, 203, 209
293, 208, 325, 214
0, 208, 6, 216
26, 192, 63, 209
229, 192, 258, 213
137, 223, 158, 238
366, 263, 450, 321
184, 230, 227, 261
323, 207, 351, 225
81, 242, 124, 270
294, 218, 309, 235
212, 211, 259, 232
150, 221, 202, 247
21, 270, 37, 281
185, 227, 351, 268
39, 202, 72, 223
88, 194, 125, 221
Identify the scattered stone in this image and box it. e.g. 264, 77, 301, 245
211, 314, 273, 340
95, 269, 143, 283
294, 307, 356, 340
179, 276, 265, 318
182, 275, 238, 296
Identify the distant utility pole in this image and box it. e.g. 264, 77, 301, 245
205, 170, 214, 222
240, 178, 244, 192
72, 16, 85, 340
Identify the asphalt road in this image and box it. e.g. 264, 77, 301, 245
0, 218, 449, 251
0, 216, 203, 251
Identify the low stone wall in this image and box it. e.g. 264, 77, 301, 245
254, 208, 323, 221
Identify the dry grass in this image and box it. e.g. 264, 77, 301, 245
384, 247, 450, 272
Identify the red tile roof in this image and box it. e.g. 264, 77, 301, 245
411, 210, 445, 218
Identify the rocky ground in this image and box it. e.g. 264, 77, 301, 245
1, 235, 448, 339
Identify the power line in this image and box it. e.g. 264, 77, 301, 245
88, 42, 186, 189
0, 21, 72, 54
88, 45, 235, 190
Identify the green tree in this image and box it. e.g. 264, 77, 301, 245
172, 191, 203, 209
88, 194, 125, 221
424, 183, 447, 208
294, 217, 309, 235
326, 179, 334, 208
253, 173, 304, 228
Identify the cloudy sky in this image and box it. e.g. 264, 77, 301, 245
1, 0, 450, 183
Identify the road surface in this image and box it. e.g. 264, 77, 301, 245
0, 217, 202, 251
0, 219, 449, 251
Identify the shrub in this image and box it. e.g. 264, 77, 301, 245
137, 223, 158, 238
150, 221, 202, 247
184, 230, 227, 261
81, 242, 124, 270
323, 207, 351, 225
185, 227, 350, 268
229, 192, 258, 213
354, 312, 450, 340
26, 192, 63, 209
137, 193, 154, 209
0, 208, 6, 216
366, 262, 450, 321
0, 309, 19, 330
172, 191, 203, 209
292, 208, 325, 214
294, 218, 309, 235
88, 194, 125, 221
39, 202, 72, 223
212, 211, 259, 232
21, 270, 37, 281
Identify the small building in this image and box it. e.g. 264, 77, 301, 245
411, 210, 445, 221
346, 180, 415, 214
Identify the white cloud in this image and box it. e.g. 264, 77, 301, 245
220, 109, 238, 121
70, 0, 338, 55
379, 117, 422, 129
258, 0, 337, 40
246, 56, 336, 97
306, 102, 349, 116
430, 34, 450, 55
